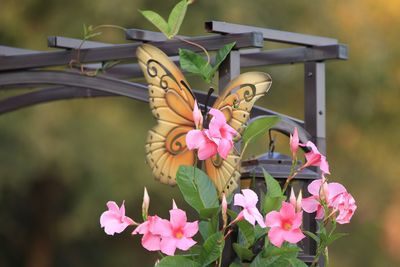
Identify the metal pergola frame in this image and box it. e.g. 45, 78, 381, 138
0, 21, 348, 266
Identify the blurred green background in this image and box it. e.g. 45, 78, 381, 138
0, 0, 399, 266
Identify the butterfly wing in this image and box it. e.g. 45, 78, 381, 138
205, 72, 272, 195
137, 44, 196, 185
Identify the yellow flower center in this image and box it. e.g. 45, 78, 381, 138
283, 222, 292, 230
174, 230, 184, 239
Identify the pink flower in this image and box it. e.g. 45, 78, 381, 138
265, 201, 305, 247
302, 141, 330, 175
207, 109, 237, 159
290, 127, 299, 159
152, 207, 198, 256
100, 201, 135, 235
234, 189, 266, 228
132, 215, 162, 251
331, 192, 357, 224
186, 108, 237, 160
193, 100, 203, 129
302, 179, 347, 220
186, 129, 218, 160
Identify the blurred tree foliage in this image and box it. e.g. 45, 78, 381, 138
0, 0, 399, 266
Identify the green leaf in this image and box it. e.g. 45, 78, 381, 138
262, 169, 285, 213
139, 10, 170, 38
327, 232, 348, 246
233, 243, 255, 261
179, 49, 212, 79
198, 232, 225, 266
229, 262, 243, 267
199, 207, 220, 220
209, 42, 236, 80
265, 243, 300, 258
242, 116, 280, 146
176, 166, 219, 212
250, 253, 280, 267
304, 231, 320, 243
199, 221, 209, 241
262, 195, 285, 215
254, 225, 266, 241
157, 255, 201, 267
237, 220, 255, 247
263, 168, 283, 198
167, 0, 188, 38
286, 258, 308, 267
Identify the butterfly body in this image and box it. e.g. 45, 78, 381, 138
137, 44, 271, 196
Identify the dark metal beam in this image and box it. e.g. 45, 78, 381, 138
0, 70, 303, 126
82, 44, 346, 79
47, 36, 115, 49
0, 87, 115, 114
125, 28, 182, 42
241, 44, 348, 67
0, 45, 41, 56
0, 32, 262, 71
205, 21, 338, 46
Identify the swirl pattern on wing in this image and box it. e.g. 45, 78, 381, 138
137, 44, 196, 184
213, 72, 272, 138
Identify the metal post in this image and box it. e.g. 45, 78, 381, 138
304, 62, 326, 153
218, 50, 240, 95
304, 61, 326, 265
219, 50, 240, 266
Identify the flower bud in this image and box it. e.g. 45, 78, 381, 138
172, 199, 178, 210
142, 187, 150, 220
289, 127, 299, 159
222, 193, 228, 227
296, 190, 303, 213
290, 187, 296, 207
193, 100, 203, 129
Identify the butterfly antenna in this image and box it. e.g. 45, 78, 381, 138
179, 80, 196, 99
203, 87, 214, 116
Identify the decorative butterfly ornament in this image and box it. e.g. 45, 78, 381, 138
137, 44, 271, 196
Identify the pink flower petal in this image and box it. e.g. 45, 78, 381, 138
233, 193, 247, 208
132, 220, 149, 235
186, 130, 206, 150
197, 141, 218, 160
291, 211, 303, 229
183, 221, 199, 237
217, 138, 232, 159
243, 209, 256, 225
176, 237, 197, 251
327, 182, 347, 200
320, 156, 330, 174
279, 202, 296, 221
106, 201, 120, 213
209, 108, 227, 125
151, 218, 172, 237
301, 196, 319, 214
251, 208, 266, 228
283, 228, 305, 244
170, 209, 187, 229
307, 179, 323, 196
241, 189, 259, 207
142, 233, 161, 251
160, 237, 177, 256
268, 227, 285, 247
265, 211, 281, 228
